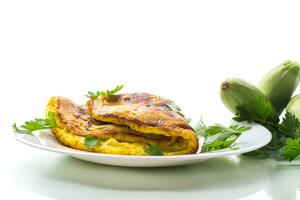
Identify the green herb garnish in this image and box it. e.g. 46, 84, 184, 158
167, 102, 191, 123
13, 112, 57, 134
167, 102, 184, 116
233, 96, 276, 124
234, 106, 300, 161
84, 136, 102, 148
194, 118, 207, 137
144, 144, 163, 156
86, 85, 124, 100
282, 137, 300, 161
278, 112, 300, 138
194, 121, 251, 152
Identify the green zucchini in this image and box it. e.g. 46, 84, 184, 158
220, 78, 279, 123
286, 95, 300, 119
259, 60, 300, 115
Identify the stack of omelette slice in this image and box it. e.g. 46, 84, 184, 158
46, 93, 199, 156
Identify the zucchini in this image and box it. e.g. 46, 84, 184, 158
286, 95, 300, 119
259, 60, 300, 115
220, 78, 279, 123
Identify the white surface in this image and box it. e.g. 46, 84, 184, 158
1, 0, 300, 199
13, 123, 272, 167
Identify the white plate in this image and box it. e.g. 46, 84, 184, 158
13, 122, 271, 167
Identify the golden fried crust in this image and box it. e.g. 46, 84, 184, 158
86, 93, 199, 154
47, 96, 199, 155
48, 97, 173, 142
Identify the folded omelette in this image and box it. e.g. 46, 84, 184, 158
47, 93, 199, 156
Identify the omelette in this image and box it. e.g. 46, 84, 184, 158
47, 94, 199, 156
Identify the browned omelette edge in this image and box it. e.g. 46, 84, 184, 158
47, 96, 199, 155
87, 99, 200, 154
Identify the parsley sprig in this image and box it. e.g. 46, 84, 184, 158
86, 85, 124, 100
278, 113, 300, 160
13, 112, 104, 149
233, 96, 278, 126
194, 120, 251, 152
233, 98, 300, 161
278, 112, 300, 138
144, 144, 163, 156
13, 112, 57, 134
167, 102, 191, 123
282, 137, 300, 161
84, 136, 102, 148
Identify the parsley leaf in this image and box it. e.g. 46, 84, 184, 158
231, 96, 285, 154
231, 100, 300, 161
167, 102, 191, 123
13, 112, 57, 134
194, 118, 207, 137
202, 124, 251, 152
84, 136, 102, 148
86, 85, 124, 100
194, 120, 251, 152
233, 96, 278, 124
144, 144, 163, 156
167, 102, 184, 116
86, 91, 101, 100
278, 112, 300, 138
12, 123, 31, 134
229, 124, 252, 132
253, 96, 274, 120
282, 137, 300, 161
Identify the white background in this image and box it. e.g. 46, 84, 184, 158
1, 0, 300, 200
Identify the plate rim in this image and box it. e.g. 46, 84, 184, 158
12, 123, 272, 160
